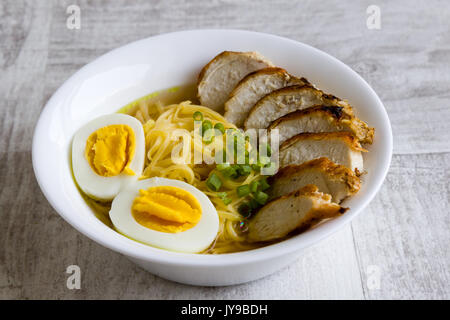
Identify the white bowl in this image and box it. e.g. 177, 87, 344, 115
32, 29, 392, 286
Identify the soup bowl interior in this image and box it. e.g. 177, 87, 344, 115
32, 29, 392, 286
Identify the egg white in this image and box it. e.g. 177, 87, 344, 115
72, 114, 145, 201
109, 177, 219, 253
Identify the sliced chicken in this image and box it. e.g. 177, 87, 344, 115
279, 132, 366, 173
224, 68, 309, 127
197, 51, 274, 113
269, 158, 361, 203
269, 105, 374, 144
248, 185, 347, 242
244, 85, 354, 130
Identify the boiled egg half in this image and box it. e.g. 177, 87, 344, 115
110, 177, 219, 253
72, 114, 145, 201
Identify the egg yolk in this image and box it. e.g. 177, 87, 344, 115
131, 186, 202, 233
85, 124, 135, 177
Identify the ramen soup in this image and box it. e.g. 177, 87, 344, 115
72, 51, 373, 254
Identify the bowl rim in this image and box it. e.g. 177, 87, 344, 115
32, 29, 393, 267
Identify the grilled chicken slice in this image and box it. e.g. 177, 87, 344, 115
279, 132, 366, 173
197, 51, 274, 113
269, 105, 374, 144
269, 158, 361, 203
248, 185, 347, 242
244, 85, 354, 130
224, 68, 309, 127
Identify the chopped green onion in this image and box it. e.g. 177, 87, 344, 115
193, 111, 203, 121
217, 192, 232, 205
248, 198, 260, 210
259, 177, 270, 191
222, 197, 232, 205
214, 123, 225, 134
203, 136, 214, 144
216, 163, 230, 171
201, 120, 213, 136
202, 120, 214, 144
266, 144, 272, 157
237, 164, 252, 176
244, 150, 250, 164
221, 166, 238, 179
254, 191, 269, 205
238, 203, 252, 218
251, 164, 261, 172
206, 173, 222, 191
250, 180, 259, 193
217, 192, 227, 198
236, 184, 251, 198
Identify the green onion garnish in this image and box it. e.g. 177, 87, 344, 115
193, 111, 203, 121
266, 144, 272, 157
248, 198, 260, 210
250, 180, 259, 193
244, 150, 251, 164
217, 192, 232, 205
202, 120, 214, 144
221, 166, 238, 179
237, 164, 252, 176
214, 123, 225, 134
236, 184, 251, 198
254, 191, 269, 205
206, 173, 222, 191
216, 163, 230, 171
259, 177, 270, 191
201, 120, 213, 136
222, 197, 232, 205
203, 136, 214, 144
217, 192, 227, 198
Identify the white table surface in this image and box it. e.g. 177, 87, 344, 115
0, 0, 449, 299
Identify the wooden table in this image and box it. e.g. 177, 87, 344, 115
1, 0, 449, 299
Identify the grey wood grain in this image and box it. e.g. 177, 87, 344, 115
0, 0, 449, 299
352, 153, 450, 299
